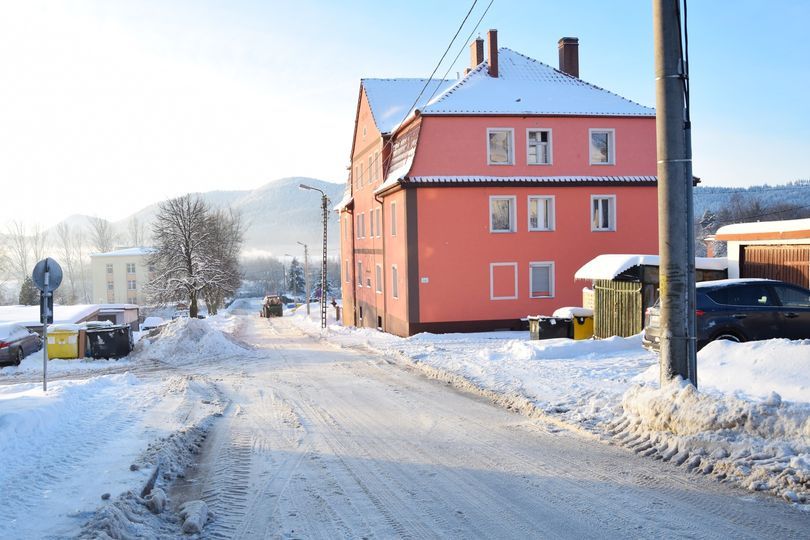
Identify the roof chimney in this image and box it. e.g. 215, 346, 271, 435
557, 37, 579, 78
487, 29, 498, 78
470, 36, 485, 70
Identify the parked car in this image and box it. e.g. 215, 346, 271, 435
140, 316, 165, 332
643, 279, 810, 352
0, 323, 43, 366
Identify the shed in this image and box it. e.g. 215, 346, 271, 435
98, 304, 140, 331
575, 254, 728, 338
715, 218, 810, 288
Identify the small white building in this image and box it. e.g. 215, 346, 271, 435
715, 218, 810, 288
90, 247, 155, 305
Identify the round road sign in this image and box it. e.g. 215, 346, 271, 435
32, 258, 63, 292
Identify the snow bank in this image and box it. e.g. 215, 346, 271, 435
134, 315, 253, 363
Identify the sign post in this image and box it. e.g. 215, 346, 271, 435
32, 258, 62, 392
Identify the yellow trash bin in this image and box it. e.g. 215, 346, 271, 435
553, 307, 594, 340
572, 316, 594, 340
47, 324, 81, 359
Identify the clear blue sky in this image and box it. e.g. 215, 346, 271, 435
1, 0, 807, 226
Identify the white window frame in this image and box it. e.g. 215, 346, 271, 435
126, 263, 136, 274
489, 195, 517, 233
370, 209, 375, 237
589, 128, 616, 165
391, 265, 399, 299
526, 128, 553, 165
127, 280, 137, 291
375, 208, 381, 238
390, 201, 397, 236
357, 261, 363, 286
106, 264, 113, 274
368, 155, 374, 184
375, 264, 383, 294
528, 196, 555, 231
486, 128, 515, 165
489, 262, 518, 300
529, 262, 555, 298
591, 195, 617, 232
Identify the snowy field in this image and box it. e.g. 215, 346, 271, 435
288, 303, 810, 506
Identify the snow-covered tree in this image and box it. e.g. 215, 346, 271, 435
147, 195, 244, 317
287, 258, 305, 296
18, 276, 38, 305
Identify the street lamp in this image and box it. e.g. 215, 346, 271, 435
296, 241, 310, 316
300, 183, 329, 329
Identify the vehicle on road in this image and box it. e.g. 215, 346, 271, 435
0, 323, 43, 366
261, 295, 284, 317
643, 278, 810, 352
140, 316, 165, 332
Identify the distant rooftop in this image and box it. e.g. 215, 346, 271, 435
90, 247, 155, 258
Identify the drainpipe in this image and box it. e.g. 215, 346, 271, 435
374, 190, 387, 332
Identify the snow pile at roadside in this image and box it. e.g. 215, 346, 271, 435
612, 338, 810, 504
134, 316, 253, 363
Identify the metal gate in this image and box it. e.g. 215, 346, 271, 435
741, 245, 810, 288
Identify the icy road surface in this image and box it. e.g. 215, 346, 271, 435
172, 313, 808, 539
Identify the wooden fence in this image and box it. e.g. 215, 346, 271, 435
594, 279, 643, 338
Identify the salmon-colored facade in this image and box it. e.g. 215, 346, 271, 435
339, 32, 660, 336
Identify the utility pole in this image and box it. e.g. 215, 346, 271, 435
654, 0, 697, 387
298, 241, 310, 315
300, 183, 329, 329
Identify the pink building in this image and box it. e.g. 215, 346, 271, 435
338, 31, 659, 337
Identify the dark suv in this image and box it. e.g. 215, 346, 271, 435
642, 279, 810, 352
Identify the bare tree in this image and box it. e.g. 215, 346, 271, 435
201, 209, 244, 315
146, 195, 212, 317
30, 224, 48, 263
88, 216, 115, 253
55, 223, 78, 303
5, 221, 30, 284
128, 216, 147, 247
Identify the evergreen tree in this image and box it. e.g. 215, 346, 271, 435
19, 276, 39, 305
287, 258, 305, 296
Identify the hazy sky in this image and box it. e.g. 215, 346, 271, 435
1, 1, 808, 227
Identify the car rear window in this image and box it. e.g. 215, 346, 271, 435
706, 285, 775, 306
773, 285, 810, 307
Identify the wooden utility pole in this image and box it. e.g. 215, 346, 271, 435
653, 0, 697, 387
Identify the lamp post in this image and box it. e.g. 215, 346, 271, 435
297, 241, 310, 316
300, 183, 329, 329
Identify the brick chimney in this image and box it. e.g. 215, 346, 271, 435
558, 37, 579, 78
470, 36, 485, 69
487, 29, 498, 78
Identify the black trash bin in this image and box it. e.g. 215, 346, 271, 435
85, 324, 134, 359
527, 316, 573, 340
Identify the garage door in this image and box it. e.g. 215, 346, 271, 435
740, 245, 810, 288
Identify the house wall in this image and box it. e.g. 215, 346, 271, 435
91, 254, 153, 305
412, 185, 659, 326
410, 116, 656, 177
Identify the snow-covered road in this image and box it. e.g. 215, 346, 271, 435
171, 312, 808, 539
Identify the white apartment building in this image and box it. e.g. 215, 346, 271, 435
90, 247, 155, 305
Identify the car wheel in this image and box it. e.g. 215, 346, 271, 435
14, 348, 23, 366
714, 332, 743, 343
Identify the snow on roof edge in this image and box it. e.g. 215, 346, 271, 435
575, 254, 728, 281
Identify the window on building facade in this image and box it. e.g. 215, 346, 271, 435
375, 265, 382, 293
528, 196, 555, 231
490, 262, 518, 300
357, 261, 363, 286
390, 201, 397, 236
126, 263, 136, 274
368, 155, 374, 184
375, 208, 381, 237
487, 128, 514, 165
527, 129, 552, 165
490, 196, 516, 233
358, 162, 365, 185
370, 210, 375, 237
107, 282, 114, 290
589, 129, 615, 165
106, 264, 113, 274
345, 260, 350, 283
127, 280, 137, 290
391, 265, 399, 299
529, 262, 555, 298
591, 195, 616, 231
